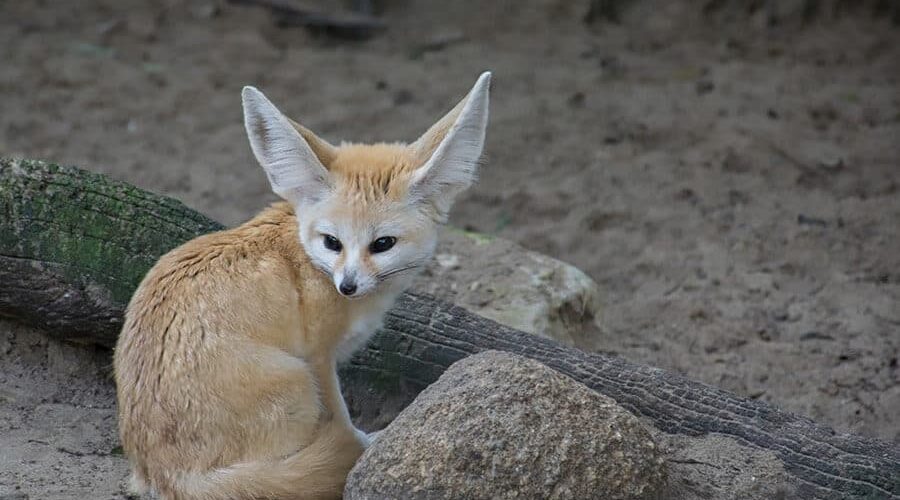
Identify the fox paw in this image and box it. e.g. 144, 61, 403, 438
354, 427, 372, 448
354, 427, 383, 448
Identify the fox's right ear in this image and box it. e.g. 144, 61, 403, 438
242, 86, 336, 204
408, 72, 491, 220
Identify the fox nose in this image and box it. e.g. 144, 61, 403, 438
339, 279, 357, 296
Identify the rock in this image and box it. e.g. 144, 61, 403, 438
660, 433, 795, 500
345, 351, 666, 500
412, 229, 603, 347
0, 493, 29, 500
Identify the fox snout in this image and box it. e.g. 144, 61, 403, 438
332, 263, 377, 299
338, 276, 357, 296
329, 245, 424, 299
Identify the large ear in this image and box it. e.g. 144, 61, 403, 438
408, 71, 491, 219
242, 86, 337, 204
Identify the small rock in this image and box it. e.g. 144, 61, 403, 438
413, 229, 604, 347
126, 12, 159, 41
345, 351, 667, 500
96, 19, 124, 37
393, 89, 414, 105
434, 253, 460, 270
567, 91, 586, 108
790, 139, 845, 172
190, 2, 220, 20
799, 331, 834, 341
409, 31, 467, 59
797, 214, 828, 227
695, 80, 715, 95
818, 155, 844, 171
0, 493, 29, 500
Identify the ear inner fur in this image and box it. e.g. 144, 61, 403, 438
406, 71, 491, 217
412, 96, 469, 166
289, 118, 338, 168
241, 86, 332, 204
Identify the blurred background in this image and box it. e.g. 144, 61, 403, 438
1, 0, 898, 443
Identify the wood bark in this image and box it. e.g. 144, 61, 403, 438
0, 158, 224, 345
1, 157, 897, 499
228, 0, 385, 40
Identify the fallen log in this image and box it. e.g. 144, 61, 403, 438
228, 0, 386, 40
1, 157, 897, 499
0, 158, 224, 345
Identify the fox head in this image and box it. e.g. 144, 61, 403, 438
242, 72, 491, 298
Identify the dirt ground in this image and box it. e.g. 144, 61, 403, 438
1, 0, 898, 495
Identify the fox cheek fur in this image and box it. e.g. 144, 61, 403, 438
294, 201, 439, 298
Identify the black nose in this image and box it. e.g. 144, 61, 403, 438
339, 280, 357, 296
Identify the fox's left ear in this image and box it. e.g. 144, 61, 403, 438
408, 72, 491, 219
242, 86, 337, 205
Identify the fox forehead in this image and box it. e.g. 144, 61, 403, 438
326, 142, 420, 202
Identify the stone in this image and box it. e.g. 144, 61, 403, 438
412, 228, 603, 347
345, 351, 666, 500
660, 433, 794, 500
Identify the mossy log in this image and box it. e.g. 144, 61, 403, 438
0, 158, 224, 345
1, 158, 897, 499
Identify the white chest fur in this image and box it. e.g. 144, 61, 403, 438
336, 289, 402, 362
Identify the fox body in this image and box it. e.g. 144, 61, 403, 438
114, 72, 491, 499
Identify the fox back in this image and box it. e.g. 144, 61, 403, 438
113, 72, 491, 500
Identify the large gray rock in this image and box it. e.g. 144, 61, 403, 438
413, 229, 603, 347
345, 351, 666, 500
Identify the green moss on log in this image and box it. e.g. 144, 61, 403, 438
0, 157, 223, 342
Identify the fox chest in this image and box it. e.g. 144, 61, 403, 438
336, 293, 398, 361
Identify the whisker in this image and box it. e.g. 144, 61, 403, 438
377, 263, 423, 280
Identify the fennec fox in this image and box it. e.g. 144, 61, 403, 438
113, 72, 491, 500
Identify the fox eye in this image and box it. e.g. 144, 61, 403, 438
322, 234, 342, 252
369, 236, 397, 254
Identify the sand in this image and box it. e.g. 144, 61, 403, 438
0, 0, 898, 496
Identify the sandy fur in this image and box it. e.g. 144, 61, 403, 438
114, 203, 389, 499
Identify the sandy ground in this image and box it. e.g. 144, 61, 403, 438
1, 0, 898, 495
0, 320, 127, 498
